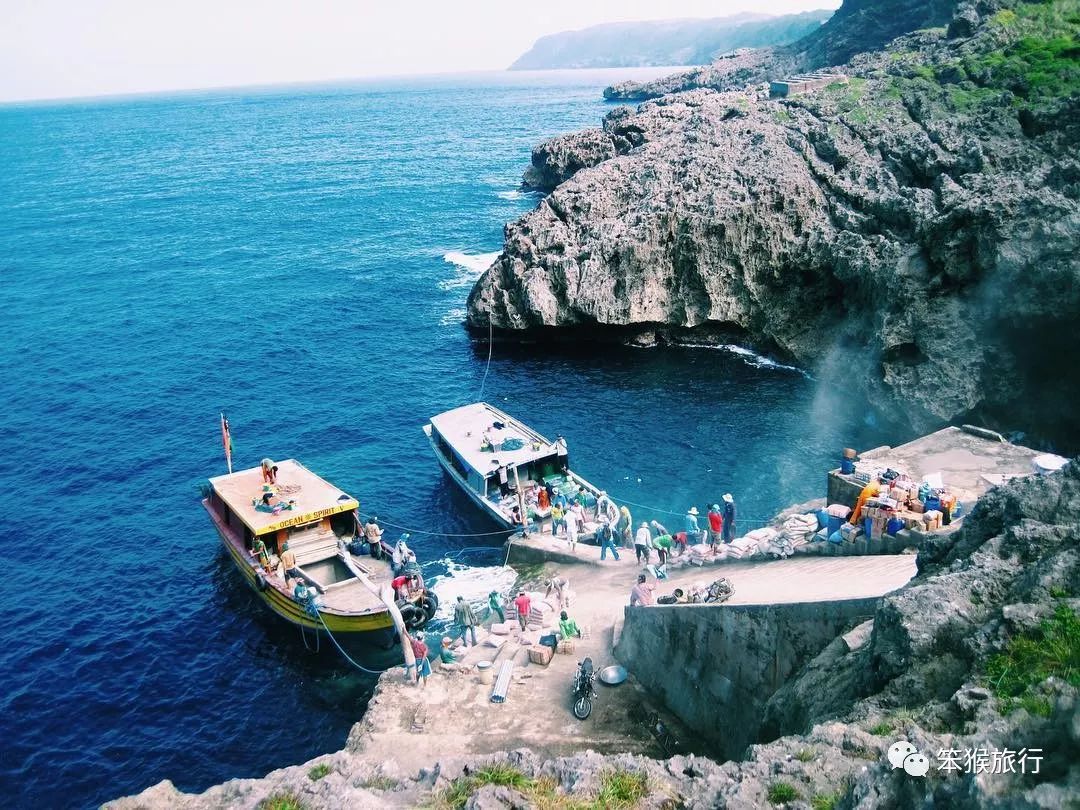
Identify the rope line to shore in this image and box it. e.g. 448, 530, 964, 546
314, 610, 400, 676
357, 511, 518, 538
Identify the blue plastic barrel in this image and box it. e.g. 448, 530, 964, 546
840, 457, 855, 474
886, 517, 904, 536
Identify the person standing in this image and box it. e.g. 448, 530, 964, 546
598, 521, 621, 561
634, 522, 652, 564
364, 516, 384, 559
250, 537, 273, 573
488, 590, 505, 623
410, 632, 431, 688
722, 494, 737, 544
569, 500, 585, 533
279, 542, 300, 581
629, 574, 656, 606
707, 504, 723, 553
453, 595, 478, 646
550, 502, 565, 536
513, 591, 531, 631
565, 511, 579, 553
617, 506, 633, 549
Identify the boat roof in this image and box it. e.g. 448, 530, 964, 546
428, 402, 559, 478
208, 459, 358, 536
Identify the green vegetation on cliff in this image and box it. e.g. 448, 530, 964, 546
986, 605, 1080, 716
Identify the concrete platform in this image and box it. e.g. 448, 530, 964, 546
828, 425, 1041, 508
350, 553, 916, 773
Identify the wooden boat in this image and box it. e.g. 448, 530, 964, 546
203, 458, 436, 649
423, 402, 614, 536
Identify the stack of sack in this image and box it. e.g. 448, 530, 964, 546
687, 543, 713, 566
763, 534, 796, 558
780, 513, 819, 551
727, 528, 772, 560
506, 591, 555, 631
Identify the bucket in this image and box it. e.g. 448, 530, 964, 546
476, 661, 493, 684
840, 458, 855, 474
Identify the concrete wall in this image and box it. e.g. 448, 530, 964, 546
615, 598, 878, 759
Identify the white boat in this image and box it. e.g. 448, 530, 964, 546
423, 402, 615, 535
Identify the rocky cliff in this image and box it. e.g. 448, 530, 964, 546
473, 0, 1080, 447
108, 462, 1080, 809
603, 0, 958, 101
509, 10, 832, 71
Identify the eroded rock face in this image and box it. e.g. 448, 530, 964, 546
470, 14, 1080, 443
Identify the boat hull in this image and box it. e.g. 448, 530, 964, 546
422, 421, 606, 539
205, 499, 397, 643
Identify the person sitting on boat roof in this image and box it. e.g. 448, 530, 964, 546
363, 516, 384, 559
250, 537, 273, 573
279, 542, 301, 582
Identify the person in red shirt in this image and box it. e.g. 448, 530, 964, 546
391, 575, 410, 600
707, 504, 723, 554
409, 632, 431, 688
513, 591, 531, 631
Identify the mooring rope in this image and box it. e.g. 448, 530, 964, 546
312, 608, 400, 676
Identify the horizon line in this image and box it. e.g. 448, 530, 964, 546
0, 64, 692, 108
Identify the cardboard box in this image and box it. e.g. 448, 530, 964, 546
528, 645, 554, 666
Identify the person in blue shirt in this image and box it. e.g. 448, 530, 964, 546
685, 506, 703, 544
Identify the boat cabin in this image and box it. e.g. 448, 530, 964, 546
425, 402, 610, 531
206, 459, 372, 593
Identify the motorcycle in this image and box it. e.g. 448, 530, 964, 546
572, 657, 596, 720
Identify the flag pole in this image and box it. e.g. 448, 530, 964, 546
220, 412, 233, 474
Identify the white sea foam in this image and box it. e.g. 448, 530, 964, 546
427, 561, 519, 621
439, 307, 466, 326
682, 342, 808, 376
496, 189, 541, 201
439, 250, 500, 290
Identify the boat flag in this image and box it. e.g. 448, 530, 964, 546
220, 412, 233, 474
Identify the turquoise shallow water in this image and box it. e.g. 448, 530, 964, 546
0, 70, 891, 808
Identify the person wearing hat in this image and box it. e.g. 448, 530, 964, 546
707, 504, 723, 553
513, 590, 532, 631
629, 573, 656, 607
633, 521, 652, 565
488, 590, 505, 623
685, 506, 703, 544
722, 494, 737, 544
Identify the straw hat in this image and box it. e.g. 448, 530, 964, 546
688, 506, 699, 515
723, 493, 734, 503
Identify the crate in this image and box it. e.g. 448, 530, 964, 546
528, 644, 554, 666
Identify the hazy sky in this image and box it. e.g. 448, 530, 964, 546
1, 0, 840, 102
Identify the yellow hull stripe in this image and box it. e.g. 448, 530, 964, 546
217, 525, 394, 634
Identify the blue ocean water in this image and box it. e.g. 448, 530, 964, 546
0, 70, 893, 808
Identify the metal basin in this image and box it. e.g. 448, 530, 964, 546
598, 665, 627, 685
